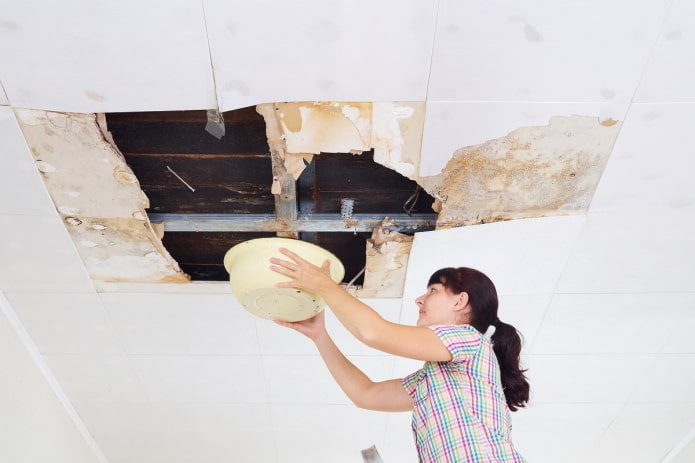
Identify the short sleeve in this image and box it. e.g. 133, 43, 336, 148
430, 325, 483, 362
401, 368, 425, 397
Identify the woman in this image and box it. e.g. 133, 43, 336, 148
270, 248, 529, 463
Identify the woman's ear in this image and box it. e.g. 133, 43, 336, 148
454, 292, 470, 311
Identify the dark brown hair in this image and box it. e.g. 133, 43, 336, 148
428, 267, 530, 411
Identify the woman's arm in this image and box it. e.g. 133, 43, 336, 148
270, 248, 452, 363
275, 311, 413, 412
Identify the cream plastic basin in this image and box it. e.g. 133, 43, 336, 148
223, 237, 345, 322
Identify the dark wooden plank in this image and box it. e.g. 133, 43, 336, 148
312, 232, 371, 285
124, 153, 272, 187
312, 151, 419, 191
142, 186, 275, 214
162, 231, 276, 264
105, 107, 269, 155
177, 263, 229, 282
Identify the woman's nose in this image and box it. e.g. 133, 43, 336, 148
415, 295, 424, 306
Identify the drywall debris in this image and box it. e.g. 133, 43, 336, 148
419, 115, 622, 228
256, 102, 424, 182
359, 218, 414, 298
15, 109, 188, 283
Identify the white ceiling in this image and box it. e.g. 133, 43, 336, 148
1, 1, 695, 462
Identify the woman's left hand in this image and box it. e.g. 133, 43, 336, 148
269, 247, 334, 294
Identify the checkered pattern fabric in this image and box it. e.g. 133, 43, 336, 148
401, 325, 526, 462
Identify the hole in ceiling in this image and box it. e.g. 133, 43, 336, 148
104, 106, 436, 284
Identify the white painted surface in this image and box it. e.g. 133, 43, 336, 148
204, 0, 438, 110
635, 0, 695, 102
589, 103, 695, 215
0, 0, 216, 112
0, 107, 56, 216
428, 0, 670, 102
0, 1, 694, 462
0, 293, 107, 463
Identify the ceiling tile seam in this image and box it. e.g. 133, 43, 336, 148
628, 0, 677, 106
0, 80, 9, 105
662, 424, 695, 463
522, 293, 555, 355
0, 292, 110, 463
252, 316, 280, 457
525, 217, 587, 354
422, 0, 442, 103
95, 294, 153, 406
200, 0, 223, 112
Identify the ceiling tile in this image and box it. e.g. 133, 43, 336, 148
589, 103, 695, 215
429, 0, 669, 102
595, 403, 695, 463
635, 0, 695, 102
531, 293, 695, 355
631, 354, 695, 402
73, 402, 277, 463
512, 403, 623, 463
0, 81, 8, 105
0, 214, 93, 293
420, 101, 627, 176
262, 355, 393, 405
0, 107, 56, 216
271, 403, 389, 463
203, 0, 438, 110
526, 354, 651, 403
101, 293, 259, 355
6, 292, 122, 354
662, 298, 695, 353
405, 216, 585, 297
43, 354, 148, 403
556, 212, 695, 293
255, 298, 402, 356
129, 355, 266, 403
383, 412, 418, 463
0, 1, 216, 112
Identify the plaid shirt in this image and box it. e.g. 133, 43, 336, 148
401, 325, 526, 463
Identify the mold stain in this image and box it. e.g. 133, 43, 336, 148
420, 115, 622, 228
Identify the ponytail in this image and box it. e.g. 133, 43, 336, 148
428, 267, 530, 411
491, 318, 529, 411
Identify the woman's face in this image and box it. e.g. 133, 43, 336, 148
414, 283, 462, 327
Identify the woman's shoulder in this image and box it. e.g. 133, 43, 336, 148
429, 324, 486, 361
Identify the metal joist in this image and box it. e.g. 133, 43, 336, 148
148, 213, 437, 233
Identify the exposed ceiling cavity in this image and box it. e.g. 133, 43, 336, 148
16, 104, 620, 296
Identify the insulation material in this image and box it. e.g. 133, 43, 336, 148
420, 115, 622, 228
260, 101, 424, 181
360, 218, 413, 298
15, 109, 188, 283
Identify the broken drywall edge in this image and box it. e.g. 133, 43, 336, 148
16, 109, 188, 283
420, 115, 622, 228
359, 218, 413, 298
257, 101, 424, 183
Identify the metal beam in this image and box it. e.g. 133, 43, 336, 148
148, 213, 437, 233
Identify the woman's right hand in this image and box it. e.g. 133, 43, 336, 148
273, 310, 328, 343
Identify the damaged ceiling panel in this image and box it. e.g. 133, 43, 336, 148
420, 116, 622, 227
15, 110, 188, 283
18, 102, 621, 295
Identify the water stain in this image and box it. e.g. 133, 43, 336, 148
85, 91, 106, 102
420, 115, 621, 228
524, 24, 543, 42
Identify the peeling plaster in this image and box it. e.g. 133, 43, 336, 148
360, 218, 413, 298
259, 101, 425, 181
16, 109, 188, 283
420, 115, 622, 228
